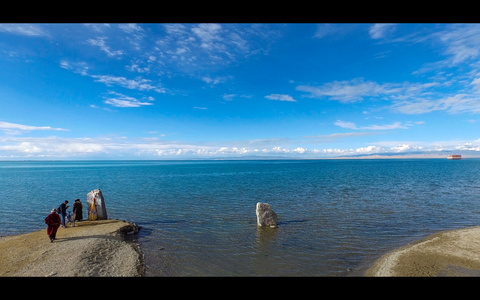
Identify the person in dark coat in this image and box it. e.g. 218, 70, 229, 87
58, 200, 69, 228
45, 209, 61, 242
73, 199, 83, 221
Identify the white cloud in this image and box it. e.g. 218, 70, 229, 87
118, 23, 143, 34
391, 94, 480, 114
414, 24, 480, 74
0, 136, 301, 159
265, 94, 297, 102
117, 23, 145, 51
355, 145, 382, 153
201, 75, 229, 85
334, 120, 358, 130
61, 60, 165, 96
87, 37, 124, 58
103, 91, 154, 108
1, 135, 480, 160
91, 74, 165, 93
334, 120, 408, 130
435, 24, 480, 65
60, 60, 89, 75
1, 142, 42, 153
83, 23, 111, 33
0, 24, 49, 37
293, 147, 306, 153
296, 78, 401, 103
391, 144, 414, 152
363, 122, 408, 130
222, 94, 252, 102
163, 23, 188, 36
223, 94, 236, 101
317, 145, 388, 156
0, 137, 108, 157
0, 121, 68, 134
191, 23, 223, 50
296, 76, 480, 116
314, 24, 345, 38
157, 23, 276, 70
369, 24, 397, 39
304, 132, 382, 143
470, 77, 480, 93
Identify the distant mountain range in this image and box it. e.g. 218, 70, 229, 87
334, 150, 480, 159
205, 150, 480, 160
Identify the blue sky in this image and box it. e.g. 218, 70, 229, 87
1, 23, 480, 159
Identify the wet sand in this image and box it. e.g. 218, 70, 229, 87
365, 226, 480, 276
0, 219, 144, 277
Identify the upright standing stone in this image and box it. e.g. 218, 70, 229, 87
87, 189, 108, 220
256, 202, 278, 228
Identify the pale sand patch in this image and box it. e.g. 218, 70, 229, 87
365, 226, 480, 277
0, 219, 144, 277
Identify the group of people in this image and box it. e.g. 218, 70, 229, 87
44, 199, 83, 243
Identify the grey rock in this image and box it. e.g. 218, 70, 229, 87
256, 202, 278, 228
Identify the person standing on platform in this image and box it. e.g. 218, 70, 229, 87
45, 209, 61, 242
57, 200, 69, 228
72, 199, 83, 226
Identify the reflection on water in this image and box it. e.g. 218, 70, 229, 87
254, 227, 278, 275
255, 227, 278, 252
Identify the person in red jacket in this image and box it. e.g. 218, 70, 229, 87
45, 208, 61, 243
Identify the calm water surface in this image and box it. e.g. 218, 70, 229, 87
1, 159, 479, 276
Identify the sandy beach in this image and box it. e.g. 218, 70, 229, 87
365, 226, 480, 276
0, 219, 144, 277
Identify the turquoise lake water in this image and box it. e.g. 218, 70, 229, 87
1, 159, 479, 276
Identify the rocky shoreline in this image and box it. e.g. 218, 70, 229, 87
0, 219, 144, 277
